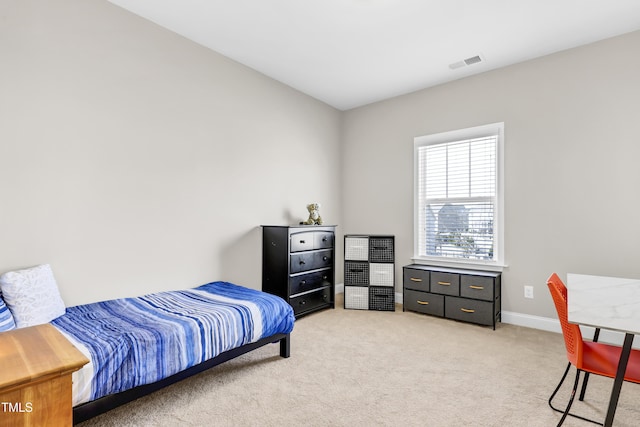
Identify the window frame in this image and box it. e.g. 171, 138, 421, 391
413, 122, 505, 270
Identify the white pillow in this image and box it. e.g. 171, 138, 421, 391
0, 264, 66, 328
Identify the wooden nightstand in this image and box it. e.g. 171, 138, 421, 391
0, 323, 89, 427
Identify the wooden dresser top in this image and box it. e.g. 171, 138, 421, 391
0, 323, 89, 393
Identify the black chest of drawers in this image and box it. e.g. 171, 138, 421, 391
403, 264, 501, 329
262, 225, 336, 318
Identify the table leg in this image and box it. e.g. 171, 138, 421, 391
604, 333, 634, 427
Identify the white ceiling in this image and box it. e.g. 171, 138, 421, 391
108, 0, 640, 111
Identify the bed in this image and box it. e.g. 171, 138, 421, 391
0, 265, 295, 425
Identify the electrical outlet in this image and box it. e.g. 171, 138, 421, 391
524, 285, 534, 299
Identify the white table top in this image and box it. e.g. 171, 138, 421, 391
567, 273, 640, 335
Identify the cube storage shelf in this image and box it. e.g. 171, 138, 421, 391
344, 235, 395, 311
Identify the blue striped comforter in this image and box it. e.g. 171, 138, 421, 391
51, 281, 294, 406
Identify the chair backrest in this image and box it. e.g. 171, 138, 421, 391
547, 273, 583, 367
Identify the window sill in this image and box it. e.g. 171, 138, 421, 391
411, 256, 507, 272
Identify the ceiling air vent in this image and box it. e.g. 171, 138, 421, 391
449, 55, 483, 70
464, 55, 482, 65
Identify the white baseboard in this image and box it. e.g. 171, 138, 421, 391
501, 310, 561, 333
336, 283, 637, 347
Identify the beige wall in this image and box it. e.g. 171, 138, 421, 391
0, 0, 342, 306
2, 1, 639, 322
342, 30, 640, 319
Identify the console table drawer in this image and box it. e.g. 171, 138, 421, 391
403, 289, 444, 317
430, 272, 459, 296
460, 275, 495, 301
445, 296, 495, 326
403, 268, 430, 292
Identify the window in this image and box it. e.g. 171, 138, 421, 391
414, 123, 504, 268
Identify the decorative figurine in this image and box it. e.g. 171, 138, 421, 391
301, 203, 323, 225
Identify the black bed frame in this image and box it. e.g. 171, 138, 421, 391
73, 333, 290, 424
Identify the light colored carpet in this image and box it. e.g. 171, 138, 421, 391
79, 295, 640, 426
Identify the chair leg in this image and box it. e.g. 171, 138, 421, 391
548, 362, 572, 412
579, 373, 591, 402
557, 368, 581, 426
579, 328, 601, 401
548, 363, 603, 426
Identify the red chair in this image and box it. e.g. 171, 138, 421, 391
547, 273, 640, 426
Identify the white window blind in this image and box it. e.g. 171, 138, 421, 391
414, 124, 503, 264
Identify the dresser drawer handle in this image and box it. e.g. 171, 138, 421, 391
438, 281, 451, 286
416, 300, 429, 305
461, 308, 475, 313
322, 256, 328, 261
299, 240, 306, 244
410, 277, 422, 282
299, 260, 306, 265
469, 285, 484, 290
